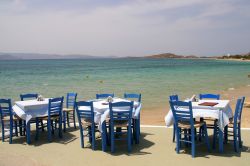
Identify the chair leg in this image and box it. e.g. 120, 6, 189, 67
73, 111, 76, 129
111, 126, 115, 153
19, 120, 23, 136
63, 112, 66, 132
101, 122, 107, 151
87, 126, 92, 143
47, 119, 52, 142
127, 126, 132, 153
224, 125, 228, 143
191, 128, 196, 158
1, 122, 5, 142
14, 121, 18, 137
238, 124, 242, 148
172, 124, 176, 142
35, 118, 39, 140
41, 120, 45, 132
176, 127, 180, 154
59, 116, 62, 138
80, 127, 84, 148
213, 125, 217, 149
26, 121, 31, 144
23, 121, 26, 136
203, 124, 211, 152
9, 121, 13, 144
51, 120, 55, 135
233, 127, 239, 152
91, 124, 95, 150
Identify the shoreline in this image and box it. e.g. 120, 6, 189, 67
216, 58, 250, 62
141, 84, 250, 127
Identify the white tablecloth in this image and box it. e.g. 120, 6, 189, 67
13, 99, 50, 123
165, 100, 233, 130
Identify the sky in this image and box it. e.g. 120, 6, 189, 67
0, 0, 250, 57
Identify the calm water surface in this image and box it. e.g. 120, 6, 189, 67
0, 58, 249, 109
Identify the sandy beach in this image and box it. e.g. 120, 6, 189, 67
141, 85, 250, 127
1, 127, 250, 166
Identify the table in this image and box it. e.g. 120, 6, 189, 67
165, 99, 233, 152
12, 98, 50, 144
83, 98, 142, 151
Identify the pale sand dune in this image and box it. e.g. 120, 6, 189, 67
0, 127, 250, 166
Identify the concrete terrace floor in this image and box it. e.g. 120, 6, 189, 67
0, 127, 250, 166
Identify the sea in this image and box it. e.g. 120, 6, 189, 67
0, 58, 249, 110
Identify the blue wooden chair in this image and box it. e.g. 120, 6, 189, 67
35, 97, 64, 142
20, 93, 38, 101
96, 93, 114, 99
169, 100, 210, 158
224, 97, 245, 152
63, 93, 77, 131
76, 101, 98, 150
199, 93, 220, 149
169, 95, 179, 142
0, 99, 25, 144
199, 94, 220, 100
109, 101, 133, 153
124, 93, 141, 144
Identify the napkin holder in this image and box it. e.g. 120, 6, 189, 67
37, 95, 44, 101
106, 96, 113, 103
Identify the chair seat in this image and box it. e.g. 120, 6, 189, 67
113, 120, 129, 127
2, 116, 20, 121
81, 121, 92, 127
227, 120, 240, 128
203, 117, 217, 121
178, 121, 205, 129
63, 108, 74, 112
40, 115, 60, 120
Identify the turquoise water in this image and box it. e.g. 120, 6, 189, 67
0, 58, 249, 109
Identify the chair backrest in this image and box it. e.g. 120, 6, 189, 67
169, 95, 179, 102
0, 99, 12, 119
234, 96, 245, 125
76, 101, 94, 124
20, 93, 38, 101
109, 101, 133, 122
124, 93, 141, 102
96, 93, 114, 99
199, 94, 220, 100
169, 101, 194, 127
66, 93, 77, 109
48, 97, 64, 117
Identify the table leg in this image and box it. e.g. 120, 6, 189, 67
26, 121, 31, 144
219, 128, 224, 153
101, 121, 107, 152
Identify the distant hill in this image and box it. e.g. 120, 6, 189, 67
0, 54, 22, 60
145, 53, 199, 59
0, 52, 113, 60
